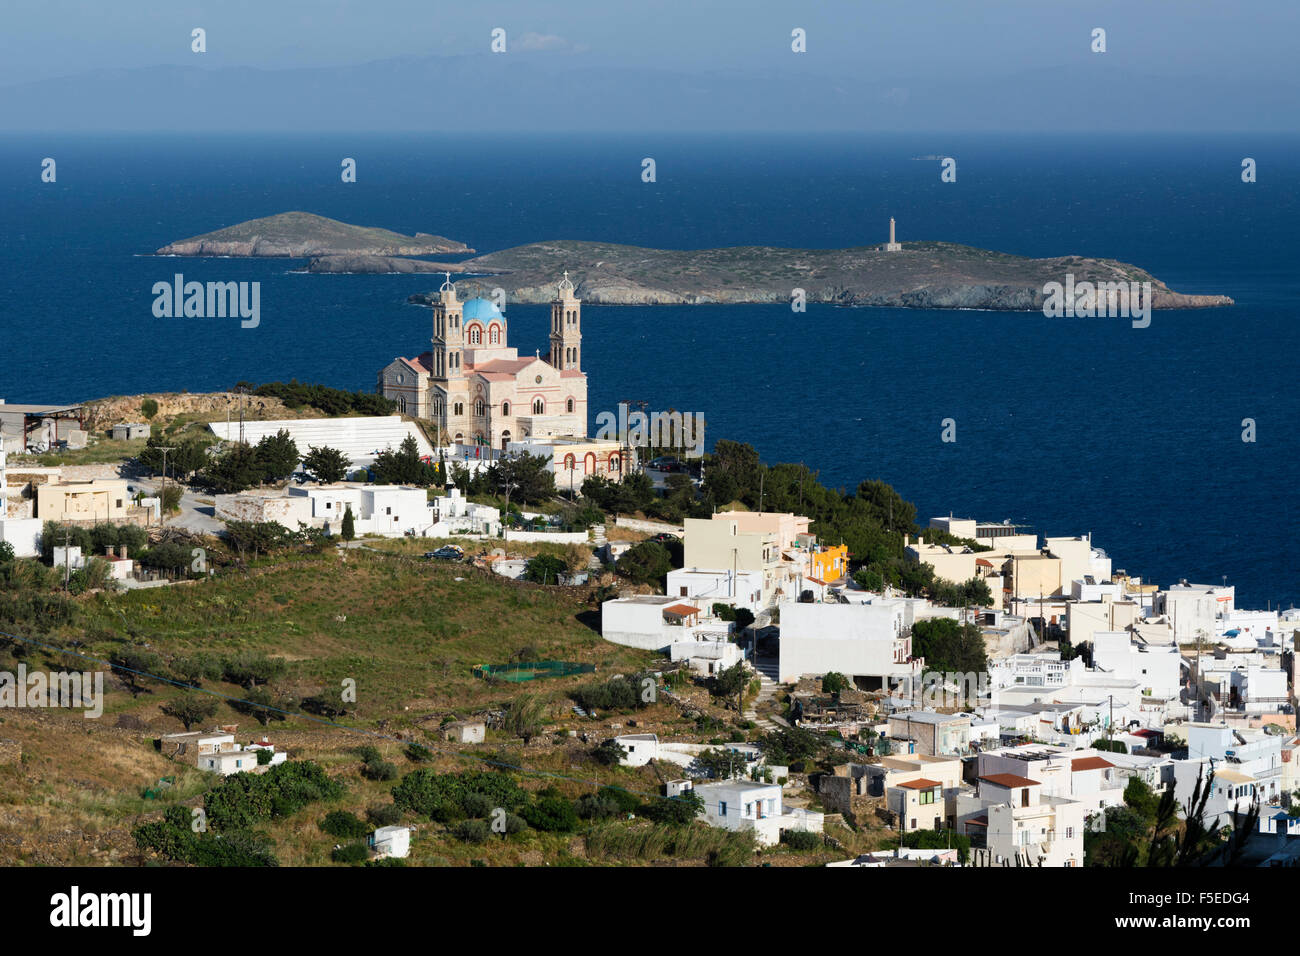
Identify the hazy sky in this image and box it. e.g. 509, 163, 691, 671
2, 0, 1296, 85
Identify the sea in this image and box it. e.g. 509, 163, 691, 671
0, 132, 1296, 608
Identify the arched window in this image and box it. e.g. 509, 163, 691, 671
454, 402, 464, 416
454, 432, 463, 442
397, 397, 407, 414
563, 454, 576, 470
489, 324, 501, 344
468, 325, 482, 345
500, 430, 511, 450
566, 397, 574, 413
609, 453, 620, 472
533, 398, 544, 415
501, 401, 510, 417
584, 453, 596, 474
474, 399, 485, 416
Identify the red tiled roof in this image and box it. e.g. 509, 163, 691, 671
1071, 756, 1115, 772
400, 352, 432, 374
897, 778, 943, 790
966, 815, 989, 827
979, 773, 1040, 789
975, 558, 995, 567
662, 603, 700, 617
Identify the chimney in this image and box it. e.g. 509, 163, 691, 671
104, 546, 114, 557
118, 544, 128, 559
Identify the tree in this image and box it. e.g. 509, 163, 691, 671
616, 541, 674, 586
162, 692, 219, 730
711, 662, 750, 713
693, 747, 747, 780
642, 789, 703, 826
504, 694, 548, 744
255, 429, 300, 483
340, 505, 355, 542
822, 672, 850, 695
523, 553, 567, 585
733, 607, 755, 631
489, 452, 556, 506
0, 541, 14, 564
592, 739, 626, 767
141, 398, 158, 419
372, 435, 437, 486
111, 647, 163, 695
910, 617, 988, 676
197, 443, 264, 494
302, 445, 350, 484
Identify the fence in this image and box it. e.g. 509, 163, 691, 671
472, 661, 597, 683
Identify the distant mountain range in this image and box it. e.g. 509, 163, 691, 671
3, 54, 1295, 131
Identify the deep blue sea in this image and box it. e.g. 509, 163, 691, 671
1, 133, 1296, 608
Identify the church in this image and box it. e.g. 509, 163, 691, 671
377, 273, 588, 449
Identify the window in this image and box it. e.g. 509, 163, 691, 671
489, 324, 501, 344
468, 326, 481, 345
454, 402, 464, 416
474, 399, 485, 416
501, 401, 510, 417
919, 789, 935, 805
1065, 827, 1074, 839
719, 801, 728, 817
533, 398, 544, 414
566, 397, 574, 413
563, 454, 575, 470
744, 802, 752, 818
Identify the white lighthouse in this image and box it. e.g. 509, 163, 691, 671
884, 217, 902, 252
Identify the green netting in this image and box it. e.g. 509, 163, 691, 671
473, 661, 596, 682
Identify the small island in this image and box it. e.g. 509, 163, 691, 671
156, 211, 473, 258
311, 236, 1232, 312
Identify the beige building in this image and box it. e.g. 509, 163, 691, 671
683, 516, 783, 607
378, 274, 587, 449
1068, 598, 1142, 647
712, 510, 810, 553
36, 478, 130, 523
1004, 552, 1062, 599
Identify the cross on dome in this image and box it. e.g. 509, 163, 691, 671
439, 271, 455, 293
557, 270, 574, 293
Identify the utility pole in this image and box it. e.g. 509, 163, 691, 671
62, 527, 72, 592
156, 446, 175, 528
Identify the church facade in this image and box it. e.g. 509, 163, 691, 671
377, 274, 587, 449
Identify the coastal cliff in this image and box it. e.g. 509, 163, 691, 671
157, 211, 473, 258
307, 239, 1231, 311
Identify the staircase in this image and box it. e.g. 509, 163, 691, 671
744, 659, 784, 732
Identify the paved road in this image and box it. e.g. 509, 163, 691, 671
132, 478, 225, 534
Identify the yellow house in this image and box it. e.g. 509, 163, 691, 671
811, 544, 849, 583
36, 478, 130, 523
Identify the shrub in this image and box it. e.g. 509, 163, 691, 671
319, 810, 370, 839
519, 796, 579, 833
332, 842, 371, 864
404, 742, 433, 763
367, 804, 404, 827
453, 819, 491, 844
780, 829, 821, 851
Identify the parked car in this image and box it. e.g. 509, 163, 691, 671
424, 546, 464, 561
649, 456, 682, 471
649, 532, 680, 544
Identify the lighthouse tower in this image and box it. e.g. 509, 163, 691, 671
884, 217, 902, 252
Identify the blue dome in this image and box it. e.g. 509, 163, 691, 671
462, 297, 503, 321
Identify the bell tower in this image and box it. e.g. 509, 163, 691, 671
432, 273, 465, 382
549, 271, 581, 372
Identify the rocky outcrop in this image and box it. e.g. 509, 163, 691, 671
308, 255, 465, 274
388, 239, 1234, 312
157, 211, 472, 258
